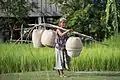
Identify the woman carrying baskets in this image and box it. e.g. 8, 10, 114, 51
54, 18, 72, 77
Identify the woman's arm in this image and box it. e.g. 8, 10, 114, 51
56, 29, 70, 37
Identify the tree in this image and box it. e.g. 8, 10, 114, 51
50, 0, 104, 40
105, 0, 119, 35
0, 0, 36, 19
0, 0, 37, 41
50, 0, 120, 40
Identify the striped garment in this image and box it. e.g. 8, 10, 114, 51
54, 29, 71, 70
55, 29, 68, 50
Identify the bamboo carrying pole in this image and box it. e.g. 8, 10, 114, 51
28, 23, 93, 40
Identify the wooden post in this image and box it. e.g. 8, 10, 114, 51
0, 32, 4, 43
38, 17, 42, 24
21, 24, 23, 44
9, 25, 13, 43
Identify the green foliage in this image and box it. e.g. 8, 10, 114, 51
50, 0, 67, 4
105, 0, 119, 36
0, 34, 120, 73
50, 0, 120, 40
0, 0, 36, 21
0, 0, 37, 41
66, 4, 92, 32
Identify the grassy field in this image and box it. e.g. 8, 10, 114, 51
0, 34, 120, 74
0, 71, 120, 80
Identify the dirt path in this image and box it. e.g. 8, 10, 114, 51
0, 71, 120, 80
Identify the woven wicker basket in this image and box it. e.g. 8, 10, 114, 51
66, 37, 82, 57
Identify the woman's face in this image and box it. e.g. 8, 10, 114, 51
60, 20, 66, 28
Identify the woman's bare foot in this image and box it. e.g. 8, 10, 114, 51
59, 74, 68, 77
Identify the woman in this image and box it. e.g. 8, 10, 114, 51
54, 18, 72, 77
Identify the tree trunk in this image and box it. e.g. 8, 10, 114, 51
10, 25, 13, 42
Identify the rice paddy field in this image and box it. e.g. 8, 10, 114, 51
0, 71, 120, 80
0, 34, 120, 80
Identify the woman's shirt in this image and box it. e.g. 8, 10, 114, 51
55, 29, 68, 50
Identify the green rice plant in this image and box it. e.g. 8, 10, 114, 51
0, 34, 120, 74
69, 34, 120, 71
0, 43, 55, 74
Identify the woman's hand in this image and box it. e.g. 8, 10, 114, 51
56, 29, 73, 37
68, 29, 73, 32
